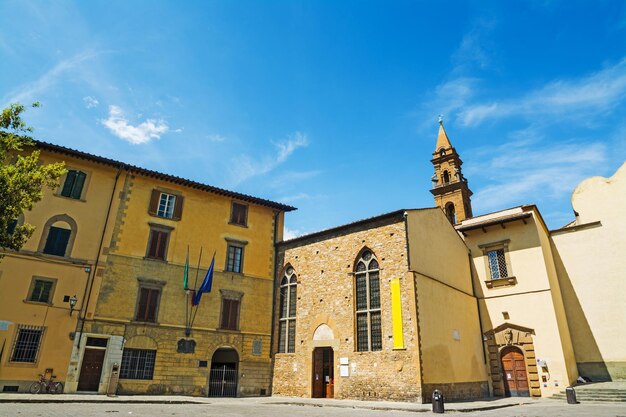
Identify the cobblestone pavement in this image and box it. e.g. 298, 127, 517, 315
0, 401, 624, 417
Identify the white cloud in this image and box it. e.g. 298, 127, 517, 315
459, 58, 626, 126
101, 105, 169, 145
83, 96, 99, 109
283, 227, 303, 241
208, 134, 226, 142
230, 132, 309, 184
468, 137, 608, 213
3, 50, 98, 105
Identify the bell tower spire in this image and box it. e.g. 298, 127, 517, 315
429, 117, 473, 224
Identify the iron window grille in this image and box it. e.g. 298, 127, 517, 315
120, 348, 156, 380
10, 325, 45, 363
355, 250, 382, 352
487, 249, 508, 279
278, 266, 297, 353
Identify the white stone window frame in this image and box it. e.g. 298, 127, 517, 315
478, 239, 517, 288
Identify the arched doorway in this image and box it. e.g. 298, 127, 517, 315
208, 348, 238, 397
500, 346, 530, 397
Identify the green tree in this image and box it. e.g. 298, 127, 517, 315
0, 102, 66, 254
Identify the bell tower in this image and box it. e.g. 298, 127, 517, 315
429, 117, 473, 224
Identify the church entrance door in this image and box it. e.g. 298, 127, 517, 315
312, 347, 334, 398
501, 346, 530, 397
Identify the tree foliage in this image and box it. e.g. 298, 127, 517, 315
0, 103, 66, 254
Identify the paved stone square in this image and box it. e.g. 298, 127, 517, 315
0, 400, 624, 417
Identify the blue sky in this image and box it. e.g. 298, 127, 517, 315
2, 1, 625, 237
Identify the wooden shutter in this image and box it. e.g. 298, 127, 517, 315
146, 289, 159, 322
136, 288, 149, 320
148, 189, 160, 216
71, 171, 87, 199
61, 170, 77, 197
172, 195, 184, 220
229, 300, 239, 329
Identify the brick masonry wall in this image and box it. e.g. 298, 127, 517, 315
273, 219, 423, 401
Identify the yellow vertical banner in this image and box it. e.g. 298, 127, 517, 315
391, 278, 404, 349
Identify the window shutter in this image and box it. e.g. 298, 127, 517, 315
148, 189, 160, 216
71, 171, 87, 199
61, 170, 76, 197
147, 289, 159, 322
137, 288, 149, 320
230, 300, 239, 329
156, 231, 168, 260
172, 195, 184, 220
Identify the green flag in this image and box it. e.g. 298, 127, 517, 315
183, 248, 189, 290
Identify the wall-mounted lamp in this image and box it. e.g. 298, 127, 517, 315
69, 295, 78, 316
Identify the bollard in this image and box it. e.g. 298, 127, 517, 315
565, 386, 578, 404
432, 389, 445, 413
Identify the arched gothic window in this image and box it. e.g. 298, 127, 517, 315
443, 170, 451, 184
446, 203, 456, 224
278, 266, 297, 353
355, 250, 382, 352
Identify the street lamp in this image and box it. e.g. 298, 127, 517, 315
69, 295, 78, 316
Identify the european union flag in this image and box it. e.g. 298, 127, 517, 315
192, 254, 215, 306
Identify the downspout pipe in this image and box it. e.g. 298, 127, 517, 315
75, 164, 124, 348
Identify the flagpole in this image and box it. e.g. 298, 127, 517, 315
188, 246, 203, 334
190, 250, 216, 329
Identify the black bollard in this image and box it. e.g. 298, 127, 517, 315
432, 389, 445, 413
565, 386, 578, 404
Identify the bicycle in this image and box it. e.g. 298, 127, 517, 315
29, 373, 63, 394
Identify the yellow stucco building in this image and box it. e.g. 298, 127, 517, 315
0, 142, 122, 392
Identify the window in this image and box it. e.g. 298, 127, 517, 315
120, 348, 156, 380
43, 226, 71, 256
60, 170, 87, 199
443, 170, 451, 184
220, 291, 242, 330
146, 227, 170, 260
226, 243, 244, 273
230, 202, 248, 226
157, 193, 176, 219
278, 267, 297, 353
135, 287, 161, 322
355, 250, 382, 352
10, 325, 45, 363
148, 189, 183, 220
28, 278, 55, 303
487, 249, 508, 279
445, 203, 456, 224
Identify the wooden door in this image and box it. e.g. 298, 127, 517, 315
312, 348, 325, 398
78, 348, 106, 392
501, 347, 529, 397
312, 347, 334, 398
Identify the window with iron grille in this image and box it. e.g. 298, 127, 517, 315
10, 325, 45, 363
120, 348, 156, 380
146, 228, 170, 260
230, 202, 248, 226
28, 278, 55, 303
487, 248, 508, 279
60, 170, 87, 199
355, 250, 382, 352
43, 226, 71, 257
278, 266, 297, 353
135, 287, 160, 322
225, 244, 243, 273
